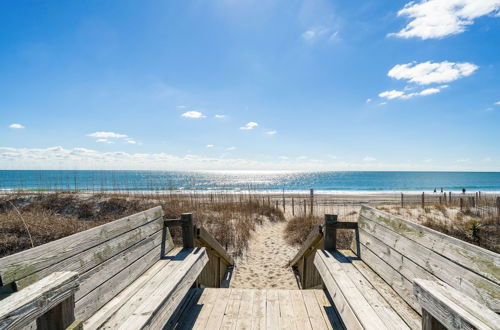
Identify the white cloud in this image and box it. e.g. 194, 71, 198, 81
419, 87, 441, 96
96, 139, 114, 144
206, 144, 214, 148
495, 101, 500, 105
226, 146, 236, 151
88, 132, 128, 139
366, 98, 372, 103
240, 122, 258, 130
363, 156, 376, 162
126, 139, 137, 144
9, 123, 25, 129
388, 61, 478, 85
302, 27, 337, 42
390, 0, 500, 39
266, 130, 277, 135
214, 114, 226, 119
181, 111, 206, 119
379, 90, 405, 100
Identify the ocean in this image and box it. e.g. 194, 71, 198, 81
1, 170, 499, 193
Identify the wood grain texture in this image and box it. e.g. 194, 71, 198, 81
0, 206, 164, 286
290, 224, 323, 267
196, 227, 234, 266
414, 279, 500, 330
0, 272, 79, 330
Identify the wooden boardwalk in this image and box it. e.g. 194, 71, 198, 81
173, 288, 344, 329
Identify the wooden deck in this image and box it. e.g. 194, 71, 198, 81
173, 288, 344, 329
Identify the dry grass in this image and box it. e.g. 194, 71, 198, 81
378, 204, 499, 253
0, 192, 285, 258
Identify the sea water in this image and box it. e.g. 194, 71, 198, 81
1, 170, 499, 193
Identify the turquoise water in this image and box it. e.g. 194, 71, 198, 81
1, 170, 499, 193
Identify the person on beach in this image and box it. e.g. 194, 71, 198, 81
462, 188, 466, 194
434, 188, 436, 193
441, 187, 443, 193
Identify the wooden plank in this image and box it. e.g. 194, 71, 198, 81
0, 206, 164, 286
332, 250, 411, 330
301, 289, 330, 330
342, 250, 421, 330
313, 290, 343, 330
17, 217, 166, 290
101, 248, 208, 329
221, 288, 243, 329
414, 279, 500, 330
37, 295, 75, 330
83, 248, 180, 329
0, 272, 79, 330
75, 243, 162, 322
173, 288, 205, 330
360, 206, 500, 284
266, 289, 280, 330
314, 250, 387, 330
278, 290, 297, 330
76, 229, 164, 300
359, 216, 500, 312
289, 290, 313, 330
191, 289, 220, 330
197, 227, 235, 266
235, 289, 254, 330
290, 224, 322, 267
251, 289, 266, 330
205, 288, 231, 329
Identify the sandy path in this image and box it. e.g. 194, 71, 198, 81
230, 219, 299, 289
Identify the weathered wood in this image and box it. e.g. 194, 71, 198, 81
181, 213, 195, 249
37, 295, 75, 330
16, 216, 165, 290
324, 214, 338, 251
414, 279, 500, 330
290, 224, 323, 267
0, 206, 164, 286
235, 289, 254, 329
422, 310, 446, 330
221, 289, 243, 329
359, 206, 500, 285
0, 272, 79, 330
359, 213, 499, 311
278, 290, 296, 330
196, 226, 234, 266
314, 250, 387, 330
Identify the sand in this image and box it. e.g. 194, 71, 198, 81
230, 218, 300, 289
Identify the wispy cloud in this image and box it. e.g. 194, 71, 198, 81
176, 105, 187, 109
379, 87, 443, 100
206, 144, 214, 148
9, 123, 25, 129
302, 27, 338, 42
266, 130, 277, 135
388, 61, 478, 85
214, 114, 226, 119
240, 122, 258, 130
181, 111, 206, 119
495, 101, 500, 105
96, 139, 114, 144
88, 131, 128, 139
390, 0, 500, 39
226, 146, 236, 151
363, 156, 376, 162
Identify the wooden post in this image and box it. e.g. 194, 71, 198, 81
275, 200, 279, 210
449, 191, 452, 203
324, 214, 338, 251
496, 197, 500, 219
460, 198, 463, 211
181, 213, 194, 249
422, 192, 425, 209
292, 197, 295, 216
421, 309, 446, 330
479, 191, 481, 200
310, 189, 314, 216
303, 199, 307, 215
37, 295, 76, 330
439, 196, 442, 204
401, 193, 404, 208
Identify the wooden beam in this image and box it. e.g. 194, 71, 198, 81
289, 224, 323, 267
181, 213, 195, 249
0, 272, 79, 330
196, 227, 234, 266
323, 214, 338, 251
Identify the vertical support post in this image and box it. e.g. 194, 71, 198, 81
37, 295, 76, 330
292, 197, 295, 216
421, 309, 447, 330
216, 256, 221, 288
460, 198, 463, 211
324, 214, 338, 251
275, 200, 279, 209
449, 192, 452, 204
496, 197, 500, 220
401, 193, 404, 208
310, 189, 314, 216
479, 191, 481, 200
303, 199, 307, 215
422, 192, 425, 209
439, 196, 442, 204
181, 213, 195, 249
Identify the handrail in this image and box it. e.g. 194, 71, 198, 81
290, 224, 323, 267
195, 227, 235, 266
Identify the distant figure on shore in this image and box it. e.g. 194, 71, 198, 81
462, 188, 466, 194
434, 188, 436, 193
440, 187, 443, 193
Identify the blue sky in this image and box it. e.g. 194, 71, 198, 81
1, 0, 500, 171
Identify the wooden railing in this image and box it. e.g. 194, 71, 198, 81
164, 213, 234, 288
290, 214, 358, 289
